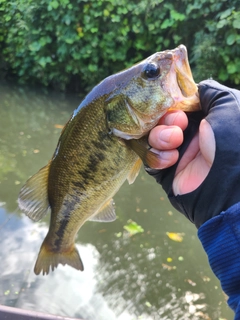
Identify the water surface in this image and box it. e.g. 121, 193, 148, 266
0, 83, 233, 320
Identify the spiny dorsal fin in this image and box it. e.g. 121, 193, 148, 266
18, 163, 51, 222
89, 199, 116, 222
127, 158, 142, 184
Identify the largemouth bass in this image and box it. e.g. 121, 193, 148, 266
18, 45, 199, 275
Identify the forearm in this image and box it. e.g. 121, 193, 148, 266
198, 202, 240, 316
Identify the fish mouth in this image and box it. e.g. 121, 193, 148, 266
167, 45, 200, 111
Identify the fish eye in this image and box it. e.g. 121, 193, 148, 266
142, 63, 160, 79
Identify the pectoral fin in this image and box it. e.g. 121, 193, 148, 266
126, 139, 162, 169
18, 163, 51, 222
89, 199, 116, 222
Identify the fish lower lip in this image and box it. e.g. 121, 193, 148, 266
174, 46, 197, 98
177, 76, 188, 97
173, 45, 188, 63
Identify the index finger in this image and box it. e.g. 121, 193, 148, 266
159, 110, 188, 130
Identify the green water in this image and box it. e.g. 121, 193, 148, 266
0, 82, 233, 320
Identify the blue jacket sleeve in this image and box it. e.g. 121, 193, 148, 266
198, 202, 240, 317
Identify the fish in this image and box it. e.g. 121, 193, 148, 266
18, 45, 200, 275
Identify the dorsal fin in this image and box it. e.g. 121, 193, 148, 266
89, 199, 116, 222
18, 163, 51, 222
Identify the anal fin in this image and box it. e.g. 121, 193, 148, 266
89, 199, 116, 222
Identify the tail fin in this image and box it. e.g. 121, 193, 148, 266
34, 241, 84, 275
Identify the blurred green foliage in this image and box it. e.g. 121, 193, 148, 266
0, 0, 239, 91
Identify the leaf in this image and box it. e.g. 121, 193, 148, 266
166, 232, 184, 242
38, 56, 52, 68
103, 9, 110, 17
50, 0, 59, 9
219, 8, 232, 20
124, 220, 144, 236
115, 232, 122, 238
170, 10, 185, 21
226, 33, 236, 45
5, 15, 11, 22
65, 38, 75, 44
162, 263, 176, 271
227, 62, 237, 74
217, 19, 227, 29
233, 19, 240, 29
218, 69, 229, 81
28, 41, 42, 52
88, 64, 98, 72
186, 279, 196, 286
161, 19, 173, 29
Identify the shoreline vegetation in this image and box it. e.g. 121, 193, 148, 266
0, 0, 239, 93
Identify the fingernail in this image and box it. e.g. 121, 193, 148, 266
151, 149, 172, 160
164, 112, 179, 125
159, 128, 173, 142
159, 151, 172, 160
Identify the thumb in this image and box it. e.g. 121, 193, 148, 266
199, 119, 216, 168
172, 119, 215, 195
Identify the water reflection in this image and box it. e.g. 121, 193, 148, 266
0, 82, 233, 319
0, 208, 118, 320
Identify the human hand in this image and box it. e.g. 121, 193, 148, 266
147, 80, 240, 228
148, 110, 215, 195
